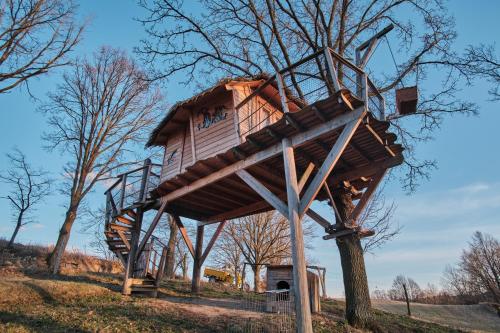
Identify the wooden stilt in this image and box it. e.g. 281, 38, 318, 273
191, 225, 204, 293
282, 137, 313, 333
122, 207, 144, 295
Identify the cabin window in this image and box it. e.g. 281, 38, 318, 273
276, 280, 290, 301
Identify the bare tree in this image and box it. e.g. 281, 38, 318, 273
358, 190, 399, 254
224, 211, 314, 292
212, 228, 245, 286
43, 47, 162, 274
137, 0, 496, 327
0, 149, 51, 248
0, 0, 84, 93
389, 275, 422, 316
444, 231, 500, 304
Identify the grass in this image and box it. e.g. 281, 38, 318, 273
0, 271, 470, 333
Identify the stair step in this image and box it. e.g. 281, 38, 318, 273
108, 223, 132, 232
130, 278, 155, 285
116, 215, 135, 225
123, 209, 137, 219
105, 231, 132, 239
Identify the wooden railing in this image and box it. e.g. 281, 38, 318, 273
137, 236, 167, 283
104, 159, 162, 227
235, 48, 385, 140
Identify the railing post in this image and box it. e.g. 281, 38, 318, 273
139, 158, 152, 203
275, 73, 290, 114
362, 73, 369, 108
119, 174, 127, 212
105, 192, 112, 228
324, 48, 341, 93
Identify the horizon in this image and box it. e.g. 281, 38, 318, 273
0, 0, 499, 297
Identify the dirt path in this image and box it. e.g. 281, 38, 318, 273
152, 295, 264, 318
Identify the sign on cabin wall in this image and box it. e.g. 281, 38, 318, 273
196, 105, 228, 131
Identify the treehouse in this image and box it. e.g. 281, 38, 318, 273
102, 47, 404, 330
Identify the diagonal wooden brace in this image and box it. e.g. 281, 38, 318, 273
348, 170, 387, 224
173, 215, 195, 259
135, 201, 168, 261
200, 220, 226, 264
298, 114, 364, 218
236, 169, 289, 218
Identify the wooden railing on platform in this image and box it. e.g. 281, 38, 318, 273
235, 47, 385, 141
104, 159, 162, 228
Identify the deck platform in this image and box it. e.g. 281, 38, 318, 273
152, 89, 403, 223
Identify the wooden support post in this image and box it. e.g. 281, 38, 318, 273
191, 225, 204, 293
282, 137, 313, 333
155, 246, 168, 291
139, 159, 152, 202
324, 48, 341, 92
122, 207, 144, 295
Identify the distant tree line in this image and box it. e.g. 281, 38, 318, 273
372, 231, 499, 307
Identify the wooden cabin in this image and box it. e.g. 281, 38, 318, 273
147, 76, 296, 185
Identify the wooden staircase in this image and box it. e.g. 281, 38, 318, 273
103, 159, 167, 297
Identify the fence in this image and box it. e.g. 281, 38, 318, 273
236, 47, 385, 140
226, 290, 295, 333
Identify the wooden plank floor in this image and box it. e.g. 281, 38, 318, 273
153, 89, 404, 222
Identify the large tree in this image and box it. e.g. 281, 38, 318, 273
0, 149, 51, 248
137, 0, 495, 327
0, 0, 83, 93
43, 47, 162, 274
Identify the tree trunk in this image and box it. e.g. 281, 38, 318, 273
7, 211, 24, 248
191, 225, 204, 293
253, 265, 261, 292
403, 283, 411, 316
165, 216, 178, 278
48, 206, 78, 274
182, 253, 188, 280
334, 192, 373, 327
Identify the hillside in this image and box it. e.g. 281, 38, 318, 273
373, 300, 500, 333
0, 243, 491, 332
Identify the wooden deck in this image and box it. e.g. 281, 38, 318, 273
151, 89, 403, 223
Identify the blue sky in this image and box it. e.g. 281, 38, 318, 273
0, 1, 498, 297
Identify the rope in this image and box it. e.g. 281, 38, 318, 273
384, 36, 405, 88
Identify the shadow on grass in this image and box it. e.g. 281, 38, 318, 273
22, 281, 59, 305
24, 271, 122, 293
0, 311, 90, 333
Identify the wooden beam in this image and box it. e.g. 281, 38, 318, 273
173, 215, 195, 258
163, 107, 365, 203
299, 115, 364, 217
136, 201, 168, 260
305, 209, 332, 230
363, 121, 396, 157
323, 182, 343, 225
276, 73, 291, 113
282, 137, 313, 333
348, 170, 386, 223
298, 162, 315, 192
200, 221, 226, 264
192, 225, 204, 293
236, 169, 288, 218
324, 48, 341, 92
329, 155, 403, 184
